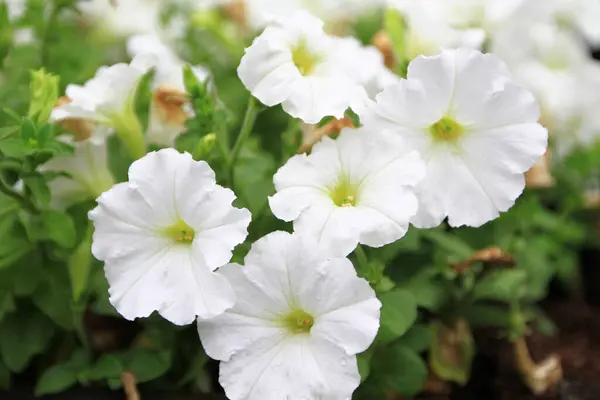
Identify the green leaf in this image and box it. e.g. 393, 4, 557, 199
28, 68, 60, 126
35, 364, 78, 396
0, 2, 11, 64
370, 345, 428, 396
384, 8, 407, 77
32, 263, 74, 330
377, 290, 417, 343
68, 223, 93, 303
0, 291, 15, 324
395, 324, 432, 353
128, 349, 172, 383
38, 210, 77, 248
421, 229, 474, 260
87, 354, 124, 382
22, 173, 51, 206
429, 319, 475, 385
0, 360, 10, 390
35, 349, 89, 396
0, 307, 55, 373
473, 269, 528, 302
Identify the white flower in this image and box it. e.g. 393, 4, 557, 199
269, 129, 425, 256
197, 231, 381, 400
78, 0, 163, 37
192, 0, 385, 30
389, 0, 485, 60
492, 21, 600, 154
127, 34, 211, 146
41, 135, 114, 209
51, 55, 152, 131
332, 36, 402, 100
359, 48, 548, 228
89, 149, 251, 325
5, 0, 26, 21
238, 11, 363, 124
552, 0, 600, 45
51, 55, 154, 158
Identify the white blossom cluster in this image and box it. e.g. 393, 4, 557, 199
40, 0, 600, 398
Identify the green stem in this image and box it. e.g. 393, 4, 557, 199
355, 245, 370, 275
114, 115, 146, 160
228, 96, 259, 185
72, 304, 91, 354
0, 173, 38, 214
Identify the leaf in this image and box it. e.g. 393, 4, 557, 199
0, 307, 55, 373
473, 269, 528, 302
421, 229, 474, 259
32, 263, 74, 330
68, 224, 93, 303
87, 354, 125, 382
38, 210, 77, 248
128, 349, 172, 383
384, 8, 407, 76
395, 324, 433, 353
35, 349, 89, 396
377, 290, 417, 343
0, 291, 15, 324
429, 319, 475, 385
370, 345, 428, 396
22, 173, 51, 206
0, 360, 9, 390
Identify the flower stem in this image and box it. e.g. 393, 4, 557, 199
0, 173, 38, 214
114, 116, 146, 160
228, 96, 259, 185
355, 245, 370, 275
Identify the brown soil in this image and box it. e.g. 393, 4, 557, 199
464, 298, 600, 400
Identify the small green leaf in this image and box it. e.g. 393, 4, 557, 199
38, 210, 77, 248
421, 229, 474, 259
473, 269, 528, 302
128, 349, 172, 383
22, 173, 51, 206
395, 324, 432, 353
35, 349, 89, 396
378, 290, 417, 343
68, 223, 93, 303
35, 364, 79, 396
88, 354, 125, 382
0, 291, 15, 324
0, 360, 10, 390
370, 345, 428, 396
28, 68, 60, 126
384, 8, 407, 77
0, 307, 55, 373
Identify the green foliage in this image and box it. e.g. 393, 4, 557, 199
0, 2, 593, 398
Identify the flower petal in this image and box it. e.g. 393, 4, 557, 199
219, 335, 360, 400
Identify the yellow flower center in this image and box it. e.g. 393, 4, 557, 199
292, 39, 319, 76
164, 219, 195, 244
429, 116, 464, 142
330, 178, 358, 207
282, 309, 314, 333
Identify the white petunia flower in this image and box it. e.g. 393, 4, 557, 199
51, 55, 154, 158
41, 135, 115, 210
269, 129, 425, 256
78, 0, 163, 37
197, 231, 381, 400
359, 48, 548, 228
127, 34, 211, 147
389, 0, 485, 60
89, 148, 251, 325
237, 11, 363, 124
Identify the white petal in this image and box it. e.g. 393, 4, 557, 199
127, 149, 216, 227
238, 30, 298, 107
295, 256, 381, 355
105, 246, 235, 325
282, 76, 359, 124
219, 335, 360, 400
184, 186, 251, 269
